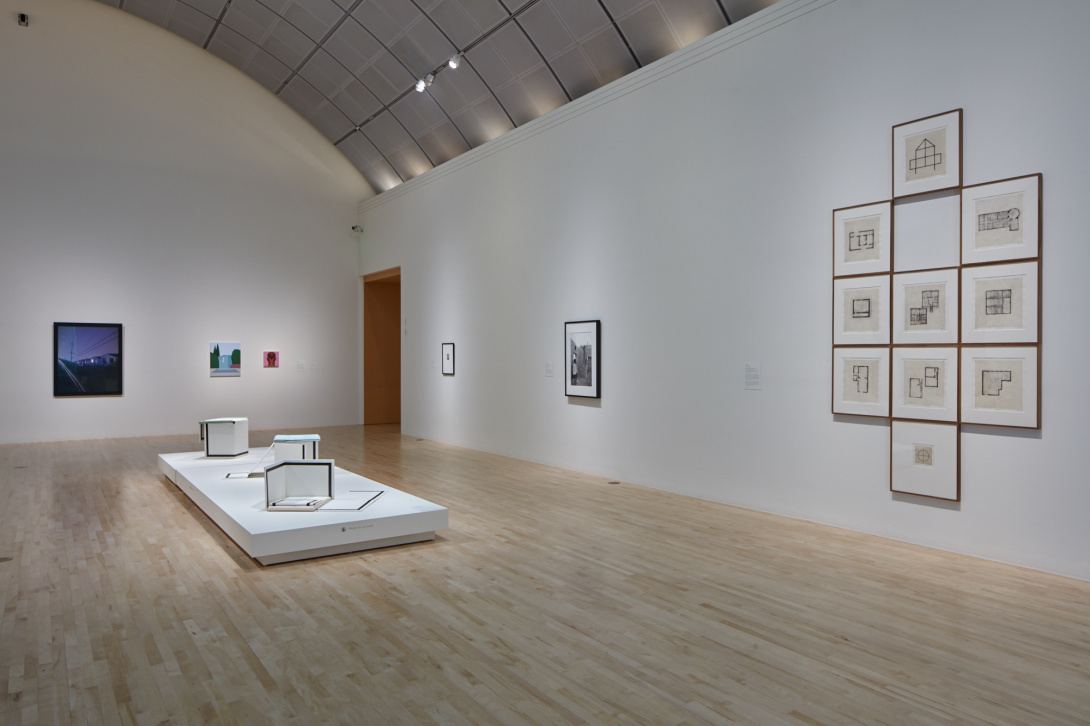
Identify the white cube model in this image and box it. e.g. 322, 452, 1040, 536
264, 459, 334, 511
199, 417, 249, 457
272, 434, 321, 463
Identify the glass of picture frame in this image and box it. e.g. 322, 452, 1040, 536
961, 174, 1041, 265
960, 261, 1040, 344
565, 320, 600, 398
890, 420, 959, 501
891, 347, 958, 422
832, 347, 889, 417
441, 342, 455, 375
893, 268, 959, 345
892, 109, 962, 198
833, 275, 890, 345
53, 322, 123, 397
833, 201, 891, 277
960, 346, 1039, 428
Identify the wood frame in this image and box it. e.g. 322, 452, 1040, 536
960, 345, 1040, 429
890, 420, 960, 501
832, 347, 890, 418
892, 268, 959, 345
833, 200, 892, 278
961, 174, 1042, 266
833, 275, 891, 346
960, 261, 1040, 344
891, 347, 958, 422
892, 109, 962, 198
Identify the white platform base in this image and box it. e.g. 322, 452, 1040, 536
158, 449, 448, 565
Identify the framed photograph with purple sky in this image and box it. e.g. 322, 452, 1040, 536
54, 322, 123, 396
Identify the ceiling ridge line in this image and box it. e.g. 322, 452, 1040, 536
273, 0, 368, 96
594, 0, 641, 70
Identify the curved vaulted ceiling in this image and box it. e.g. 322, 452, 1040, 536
96, 0, 780, 196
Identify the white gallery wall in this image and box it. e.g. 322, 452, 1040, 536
0, 0, 370, 444
359, 0, 1090, 580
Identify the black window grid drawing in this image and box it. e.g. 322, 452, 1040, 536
985, 289, 1012, 315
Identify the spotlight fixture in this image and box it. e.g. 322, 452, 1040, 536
351, 225, 363, 233
447, 54, 461, 69
415, 78, 426, 92
18, 13, 29, 26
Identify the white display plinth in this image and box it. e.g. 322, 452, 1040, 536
199, 417, 249, 457
158, 449, 447, 565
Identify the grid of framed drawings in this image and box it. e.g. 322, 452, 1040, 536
832, 109, 1042, 502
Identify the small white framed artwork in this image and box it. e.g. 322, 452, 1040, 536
890, 420, 959, 501
893, 268, 959, 344
833, 275, 890, 345
960, 346, 1039, 428
961, 261, 1039, 344
891, 347, 958, 422
833, 347, 889, 417
833, 201, 891, 277
441, 342, 455, 375
961, 174, 1041, 265
893, 109, 962, 198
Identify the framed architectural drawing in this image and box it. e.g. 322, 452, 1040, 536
833, 275, 890, 345
565, 320, 600, 398
960, 346, 1039, 428
891, 347, 957, 422
893, 269, 958, 344
833, 201, 891, 277
54, 322, 123, 397
210, 342, 241, 377
890, 420, 959, 500
832, 347, 889, 417
441, 343, 455, 375
960, 261, 1039, 344
961, 174, 1041, 265
892, 109, 962, 198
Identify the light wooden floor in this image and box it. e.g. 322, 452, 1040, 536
1, 426, 1088, 725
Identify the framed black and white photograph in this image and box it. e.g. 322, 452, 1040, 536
891, 347, 958, 422
890, 420, 959, 501
832, 347, 889, 417
54, 322, 123, 397
833, 275, 890, 345
441, 342, 455, 375
892, 109, 962, 198
565, 320, 600, 398
833, 201, 891, 277
961, 261, 1039, 344
960, 346, 1039, 428
961, 174, 1041, 265
893, 268, 958, 345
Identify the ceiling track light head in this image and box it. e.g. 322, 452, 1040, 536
448, 54, 461, 69
18, 13, 29, 26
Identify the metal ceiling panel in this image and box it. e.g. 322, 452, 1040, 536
611, 2, 681, 67
389, 92, 451, 139
166, 5, 218, 47
297, 49, 352, 97
580, 26, 639, 85
337, 132, 402, 191
450, 0, 508, 34
450, 95, 515, 147
105, 0, 781, 195
207, 26, 294, 93
124, 0, 174, 27
279, 75, 327, 118
332, 80, 383, 124
307, 100, 356, 141
324, 19, 386, 76
659, 0, 729, 47
181, 0, 229, 18
389, 22, 457, 80
351, 0, 416, 47
426, 62, 493, 117
415, 121, 472, 166
280, 0, 346, 43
